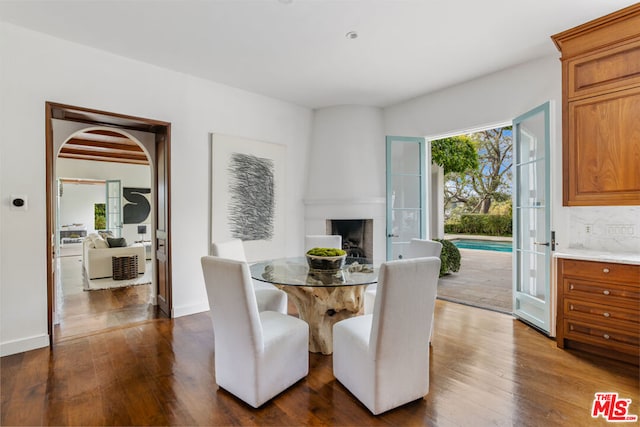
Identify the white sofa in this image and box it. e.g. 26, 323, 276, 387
83, 233, 146, 279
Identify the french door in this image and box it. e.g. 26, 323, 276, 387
106, 179, 122, 237
386, 136, 427, 260
512, 102, 553, 334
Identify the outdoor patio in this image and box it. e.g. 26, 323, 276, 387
437, 248, 513, 314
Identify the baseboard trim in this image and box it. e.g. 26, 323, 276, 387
172, 301, 209, 318
1, 334, 50, 357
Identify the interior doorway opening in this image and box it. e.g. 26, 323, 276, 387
54, 128, 158, 342
45, 102, 172, 345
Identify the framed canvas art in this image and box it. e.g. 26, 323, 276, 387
210, 133, 286, 260
123, 187, 151, 224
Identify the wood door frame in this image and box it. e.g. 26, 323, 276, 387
45, 102, 172, 341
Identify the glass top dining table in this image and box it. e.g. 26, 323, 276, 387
249, 256, 378, 354
250, 256, 378, 287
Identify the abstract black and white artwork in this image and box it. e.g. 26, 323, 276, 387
227, 153, 275, 240
211, 133, 286, 260
123, 187, 151, 224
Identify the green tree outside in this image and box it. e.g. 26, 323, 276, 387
432, 127, 513, 237
94, 203, 106, 230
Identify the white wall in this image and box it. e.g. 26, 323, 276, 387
384, 54, 639, 254
304, 106, 387, 262
306, 106, 385, 200
58, 181, 105, 235
0, 22, 312, 356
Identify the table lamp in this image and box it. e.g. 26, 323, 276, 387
137, 224, 147, 242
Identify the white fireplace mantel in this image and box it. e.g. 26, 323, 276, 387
304, 197, 386, 262
303, 197, 385, 206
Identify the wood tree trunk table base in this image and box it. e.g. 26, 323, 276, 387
275, 284, 366, 354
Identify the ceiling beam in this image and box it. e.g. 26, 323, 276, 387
58, 152, 149, 165
65, 138, 145, 153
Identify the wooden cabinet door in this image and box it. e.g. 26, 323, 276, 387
567, 39, 640, 100
565, 86, 640, 205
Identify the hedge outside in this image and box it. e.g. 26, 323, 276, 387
433, 239, 461, 277
445, 214, 512, 236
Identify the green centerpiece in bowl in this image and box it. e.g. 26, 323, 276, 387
306, 247, 347, 271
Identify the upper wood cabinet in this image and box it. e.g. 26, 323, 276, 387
552, 4, 640, 206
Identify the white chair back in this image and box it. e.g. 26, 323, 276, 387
305, 235, 342, 252
201, 255, 309, 408
370, 258, 440, 362
406, 238, 442, 259
212, 239, 247, 261
211, 239, 288, 314
201, 256, 263, 352
333, 256, 441, 414
363, 239, 442, 316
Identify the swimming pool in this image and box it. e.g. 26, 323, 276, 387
452, 239, 513, 253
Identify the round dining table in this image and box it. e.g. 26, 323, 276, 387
250, 257, 378, 354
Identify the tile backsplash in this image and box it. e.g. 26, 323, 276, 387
568, 206, 640, 252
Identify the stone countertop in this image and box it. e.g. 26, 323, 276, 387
554, 248, 640, 265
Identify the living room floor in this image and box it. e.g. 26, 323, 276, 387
54, 255, 158, 342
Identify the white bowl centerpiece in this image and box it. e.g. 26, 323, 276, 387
305, 247, 347, 271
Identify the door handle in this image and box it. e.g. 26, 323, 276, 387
387, 234, 399, 238
534, 241, 550, 246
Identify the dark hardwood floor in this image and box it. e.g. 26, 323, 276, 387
2, 300, 638, 426
55, 255, 159, 342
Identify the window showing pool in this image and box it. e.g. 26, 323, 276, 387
452, 239, 513, 253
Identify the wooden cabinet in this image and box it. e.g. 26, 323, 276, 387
556, 258, 639, 365
552, 4, 640, 206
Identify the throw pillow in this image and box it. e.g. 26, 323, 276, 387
94, 237, 109, 249
107, 237, 127, 248
98, 230, 114, 240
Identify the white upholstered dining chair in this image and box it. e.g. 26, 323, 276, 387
333, 257, 440, 415
212, 239, 287, 314
201, 256, 309, 408
304, 234, 342, 252
364, 238, 442, 315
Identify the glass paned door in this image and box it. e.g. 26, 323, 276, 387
513, 102, 552, 334
386, 136, 426, 260
106, 179, 122, 238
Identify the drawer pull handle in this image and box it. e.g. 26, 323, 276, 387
570, 304, 574, 311
603, 334, 610, 340
570, 284, 574, 290
603, 312, 610, 318
602, 268, 610, 273
603, 290, 610, 295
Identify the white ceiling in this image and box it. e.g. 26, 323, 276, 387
1, 0, 637, 109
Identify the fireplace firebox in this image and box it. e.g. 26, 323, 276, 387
326, 219, 373, 260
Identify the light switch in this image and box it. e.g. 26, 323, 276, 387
10, 195, 28, 211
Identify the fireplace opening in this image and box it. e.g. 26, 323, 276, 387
326, 219, 373, 261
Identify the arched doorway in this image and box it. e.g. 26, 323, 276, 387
54, 127, 156, 340
45, 102, 172, 344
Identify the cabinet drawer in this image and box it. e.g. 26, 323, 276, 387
564, 298, 639, 328
564, 319, 639, 354
561, 259, 640, 283
563, 278, 640, 307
